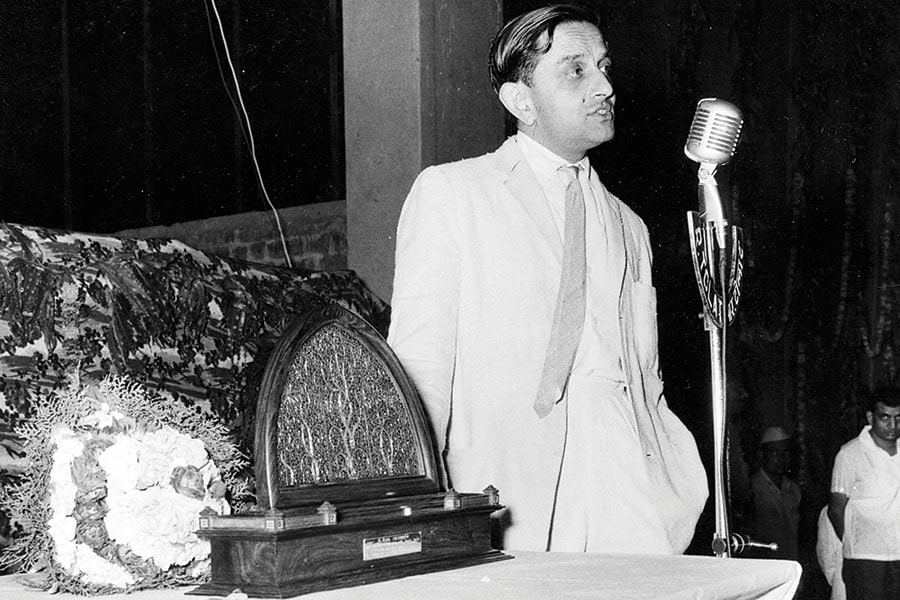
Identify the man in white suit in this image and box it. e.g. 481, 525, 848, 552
388, 4, 707, 553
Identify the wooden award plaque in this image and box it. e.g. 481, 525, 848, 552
190, 304, 507, 598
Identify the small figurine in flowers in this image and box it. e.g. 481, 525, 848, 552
0, 374, 250, 594
171, 465, 207, 500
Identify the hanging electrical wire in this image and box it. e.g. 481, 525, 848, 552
203, 0, 294, 268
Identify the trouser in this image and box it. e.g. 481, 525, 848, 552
548, 374, 671, 553
843, 558, 900, 600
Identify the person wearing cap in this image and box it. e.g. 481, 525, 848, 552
750, 426, 801, 559
828, 386, 900, 600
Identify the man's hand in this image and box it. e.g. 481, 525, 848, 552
828, 492, 849, 541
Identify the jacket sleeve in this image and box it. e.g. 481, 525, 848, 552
387, 166, 461, 457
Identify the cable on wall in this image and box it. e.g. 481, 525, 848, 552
204, 0, 294, 268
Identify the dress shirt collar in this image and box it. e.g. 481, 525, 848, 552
861, 424, 900, 456
516, 131, 590, 185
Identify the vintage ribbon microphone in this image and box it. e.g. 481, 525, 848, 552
684, 98, 747, 558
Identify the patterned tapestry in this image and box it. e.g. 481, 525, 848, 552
0, 222, 390, 462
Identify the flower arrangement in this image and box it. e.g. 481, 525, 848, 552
0, 373, 250, 594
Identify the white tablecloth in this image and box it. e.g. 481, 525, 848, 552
0, 551, 801, 600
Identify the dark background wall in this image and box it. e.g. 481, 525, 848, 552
0, 0, 343, 232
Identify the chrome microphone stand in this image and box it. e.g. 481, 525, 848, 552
686, 207, 743, 558
684, 97, 760, 558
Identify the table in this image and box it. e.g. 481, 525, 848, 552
0, 551, 801, 599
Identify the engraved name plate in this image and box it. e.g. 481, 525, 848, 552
362, 532, 423, 561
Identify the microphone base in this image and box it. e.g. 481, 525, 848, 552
730, 533, 779, 554
712, 536, 730, 558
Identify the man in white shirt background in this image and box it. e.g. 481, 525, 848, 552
828, 386, 900, 600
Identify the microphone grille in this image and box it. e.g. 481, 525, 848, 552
684, 98, 744, 165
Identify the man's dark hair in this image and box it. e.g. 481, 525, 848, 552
488, 4, 599, 94
869, 386, 900, 411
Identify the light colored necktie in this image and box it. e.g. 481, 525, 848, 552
534, 165, 587, 417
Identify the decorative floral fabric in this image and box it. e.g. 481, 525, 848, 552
0, 222, 389, 454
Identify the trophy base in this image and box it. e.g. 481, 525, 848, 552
190, 494, 508, 598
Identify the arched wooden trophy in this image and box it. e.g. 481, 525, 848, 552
191, 304, 506, 598
684, 98, 745, 558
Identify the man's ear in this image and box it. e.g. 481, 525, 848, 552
866, 411, 874, 427
498, 81, 535, 127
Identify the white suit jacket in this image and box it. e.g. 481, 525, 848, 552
388, 136, 708, 551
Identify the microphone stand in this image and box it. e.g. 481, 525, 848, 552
687, 166, 744, 558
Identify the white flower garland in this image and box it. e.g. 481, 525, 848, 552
0, 374, 249, 595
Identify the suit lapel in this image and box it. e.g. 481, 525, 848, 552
589, 168, 628, 295
492, 137, 563, 260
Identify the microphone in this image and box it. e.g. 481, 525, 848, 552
684, 98, 744, 226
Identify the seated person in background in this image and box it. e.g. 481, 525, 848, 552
751, 426, 801, 560
388, 4, 707, 552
